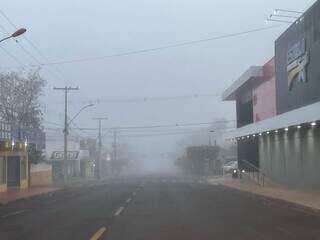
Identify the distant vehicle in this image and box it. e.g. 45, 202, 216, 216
223, 161, 238, 174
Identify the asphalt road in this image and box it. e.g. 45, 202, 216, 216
1, 175, 320, 240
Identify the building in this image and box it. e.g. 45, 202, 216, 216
45, 137, 94, 180
0, 122, 29, 192
222, 0, 320, 189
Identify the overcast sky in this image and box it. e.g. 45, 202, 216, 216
0, 0, 316, 168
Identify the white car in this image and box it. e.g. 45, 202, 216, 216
223, 161, 238, 174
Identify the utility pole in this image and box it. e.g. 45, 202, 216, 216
93, 117, 108, 180
113, 131, 117, 162
53, 86, 79, 180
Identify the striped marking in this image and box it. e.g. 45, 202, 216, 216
114, 206, 125, 217
90, 227, 106, 240
1, 210, 29, 218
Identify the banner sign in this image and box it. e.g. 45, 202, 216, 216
287, 39, 309, 90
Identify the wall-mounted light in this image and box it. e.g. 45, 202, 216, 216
311, 122, 317, 126
274, 130, 278, 133
267, 131, 270, 135
285, 127, 289, 132
297, 125, 301, 129
253, 134, 256, 137
247, 136, 250, 139
11, 139, 15, 149
259, 133, 262, 136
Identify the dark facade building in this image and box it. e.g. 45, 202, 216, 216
222, 0, 320, 190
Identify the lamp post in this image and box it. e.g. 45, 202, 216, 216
0, 28, 27, 43
63, 103, 94, 180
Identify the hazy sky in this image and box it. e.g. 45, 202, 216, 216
0, 0, 316, 166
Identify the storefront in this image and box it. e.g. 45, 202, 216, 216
222, 1, 320, 189
0, 140, 29, 192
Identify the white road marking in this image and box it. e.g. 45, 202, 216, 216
1, 210, 29, 218
126, 198, 132, 203
132, 192, 136, 196
114, 206, 125, 217
276, 227, 295, 237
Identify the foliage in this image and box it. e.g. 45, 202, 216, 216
0, 70, 45, 130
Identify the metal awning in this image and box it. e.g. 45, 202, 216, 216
222, 66, 263, 101
224, 101, 320, 139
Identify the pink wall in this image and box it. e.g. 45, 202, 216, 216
252, 59, 276, 122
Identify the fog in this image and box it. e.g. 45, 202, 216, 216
0, 0, 315, 173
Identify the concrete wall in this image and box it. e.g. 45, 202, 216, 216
30, 163, 52, 187
259, 126, 320, 189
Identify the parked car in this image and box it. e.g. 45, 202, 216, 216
222, 161, 238, 174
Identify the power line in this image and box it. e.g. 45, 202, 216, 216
0, 9, 65, 82
57, 93, 220, 105
8, 24, 284, 68
45, 120, 235, 132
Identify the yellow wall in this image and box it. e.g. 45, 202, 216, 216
0, 184, 7, 192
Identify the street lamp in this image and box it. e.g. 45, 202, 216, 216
63, 103, 94, 180
68, 104, 94, 126
0, 28, 27, 43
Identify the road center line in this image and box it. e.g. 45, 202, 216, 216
114, 206, 125, 217
1, 210, 29, 219
89, 227, 106, 240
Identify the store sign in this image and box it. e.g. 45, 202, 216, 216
51, 151, 79, 161
287, 39, 309, 90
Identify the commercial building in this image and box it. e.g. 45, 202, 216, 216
45, 138, 94, 180
0, 122, 29, 192
223, 1, 320, 189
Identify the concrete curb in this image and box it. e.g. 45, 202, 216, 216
216, 182, 320, 216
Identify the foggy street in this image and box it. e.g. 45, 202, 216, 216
1, 1, 320, 239
1, 175, 320, 240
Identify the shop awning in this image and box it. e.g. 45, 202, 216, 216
224, 101, 320, 139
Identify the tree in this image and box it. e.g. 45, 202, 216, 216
0, 70, 45, 130
0, 70, 46, 164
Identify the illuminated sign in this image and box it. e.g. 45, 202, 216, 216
287, 39, 309, 90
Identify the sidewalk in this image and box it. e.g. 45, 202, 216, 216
208, 176, 320, 211
0, 187, 59, 205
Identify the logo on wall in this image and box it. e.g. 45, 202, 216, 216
287, 39, 309, 90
